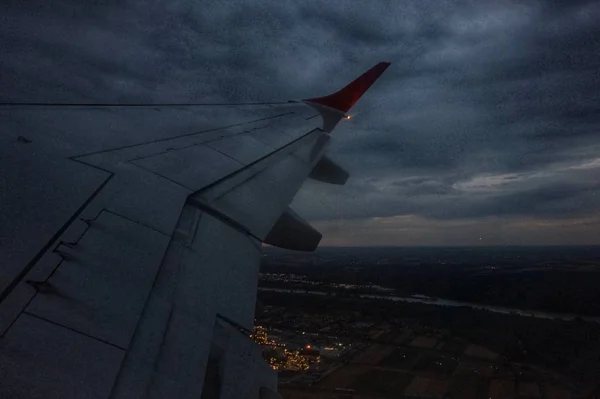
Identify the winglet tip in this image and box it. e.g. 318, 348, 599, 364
304, 61, 391, 113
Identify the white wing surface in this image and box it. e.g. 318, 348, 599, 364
0, 62, 390, 398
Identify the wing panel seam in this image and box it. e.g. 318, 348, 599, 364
22, 311, 126, 351
71, 112, 295, 159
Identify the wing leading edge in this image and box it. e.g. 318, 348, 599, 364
0, 62, 390, 399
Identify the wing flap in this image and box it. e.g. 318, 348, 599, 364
24, 211, 170, 349
1, 314, 123, 399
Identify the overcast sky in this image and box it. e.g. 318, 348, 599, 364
2, 0, 600, 246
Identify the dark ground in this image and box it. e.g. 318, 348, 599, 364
258, 291, 600, 386
259, 246, 600, 385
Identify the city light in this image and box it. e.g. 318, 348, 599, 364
250, 325, 313, 371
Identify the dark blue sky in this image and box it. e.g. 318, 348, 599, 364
2, 0, 600, 245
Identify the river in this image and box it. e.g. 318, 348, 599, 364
259, 287, 600, 324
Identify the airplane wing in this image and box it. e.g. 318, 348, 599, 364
0, 62, 390, 399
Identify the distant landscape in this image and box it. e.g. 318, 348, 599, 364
261, 246, 600, 316
257, 246, 600, 396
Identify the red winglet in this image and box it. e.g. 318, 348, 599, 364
304, 62, 391, 113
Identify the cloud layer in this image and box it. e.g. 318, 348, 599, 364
2, 0, 599, 245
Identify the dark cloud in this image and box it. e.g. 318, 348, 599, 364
425, 182, 600, 220
2, 0, 600, 245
